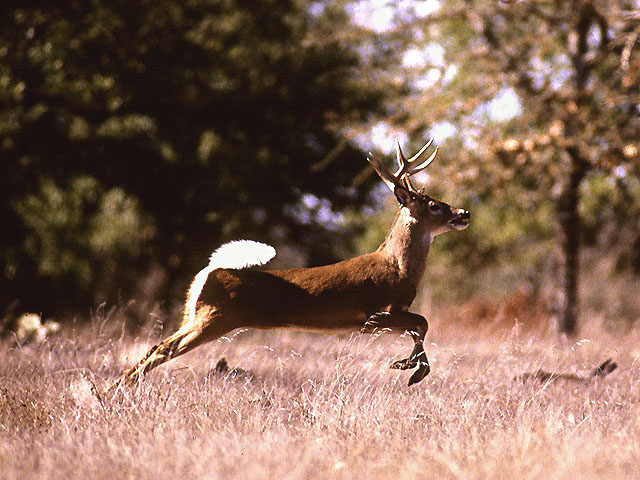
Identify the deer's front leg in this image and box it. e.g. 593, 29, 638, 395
365, 310, 430, 386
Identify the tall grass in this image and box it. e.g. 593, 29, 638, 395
1, 309, 639, 479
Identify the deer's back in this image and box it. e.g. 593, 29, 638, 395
199, 252, 416, 330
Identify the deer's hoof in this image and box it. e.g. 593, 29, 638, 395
407, 363, 430, 386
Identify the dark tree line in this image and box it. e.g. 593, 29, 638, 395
0, 1, 390, 318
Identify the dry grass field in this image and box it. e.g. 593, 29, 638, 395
1, 308, 639, 480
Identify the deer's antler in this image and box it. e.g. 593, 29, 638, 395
367, 138, 438, 193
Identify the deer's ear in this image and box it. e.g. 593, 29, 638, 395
394, 185, 413, 206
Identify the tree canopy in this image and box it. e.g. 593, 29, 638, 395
360, 0, 640, 333
1, 0, 391, 317
2, 0, 639, 334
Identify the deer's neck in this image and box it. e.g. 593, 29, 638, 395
377, 207, 432, 284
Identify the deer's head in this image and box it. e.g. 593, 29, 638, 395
367, 139, 470, 237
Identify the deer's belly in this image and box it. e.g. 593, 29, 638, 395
250, 308, 368, 333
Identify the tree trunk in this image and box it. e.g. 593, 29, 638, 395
557, 155, 585, 335
558, 0, 592, 335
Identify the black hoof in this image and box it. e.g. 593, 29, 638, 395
407, 363, 430, 386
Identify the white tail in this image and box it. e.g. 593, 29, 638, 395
184, 240, 276, 326
113, 139, 469, 390
207, 240, 276, 270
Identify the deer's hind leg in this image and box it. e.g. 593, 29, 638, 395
364, 310, 429, 386
120, 308, 233, 386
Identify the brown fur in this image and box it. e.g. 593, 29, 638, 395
108, 146, 469, 392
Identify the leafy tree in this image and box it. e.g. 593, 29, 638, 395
355, 0, 640, 334
0, 0, 390, 318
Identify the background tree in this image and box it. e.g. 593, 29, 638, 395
354, 0, 639, 334
3, 0, 639, 334
0, 0, 397, 320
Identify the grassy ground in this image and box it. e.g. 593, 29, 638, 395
1, 311, 639, 480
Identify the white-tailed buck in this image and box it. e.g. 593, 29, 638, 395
113, 139, 469, 388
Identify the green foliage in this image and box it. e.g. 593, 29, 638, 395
13, 175, 155, 284
427, 194, 556, 302
351, 0, 640, 326
3, 0, 638, 327
0, 0, 388, 315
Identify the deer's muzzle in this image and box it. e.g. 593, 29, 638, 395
449, 209, 470, 230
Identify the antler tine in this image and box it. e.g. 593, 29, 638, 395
393, 138, 437, 178
408, 145, 438, 175
394, 138, 408, 176
367, 152, 399, 192
407, 138, 433, 167
368, 138, 439, 193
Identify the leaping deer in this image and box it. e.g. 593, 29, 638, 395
112, 139, 469, 389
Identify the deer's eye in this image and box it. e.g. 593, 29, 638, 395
429, 203, 441, 213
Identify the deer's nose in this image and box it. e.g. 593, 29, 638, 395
457, 209, 470, 220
